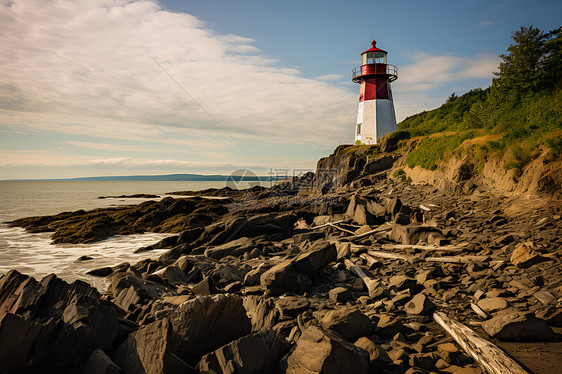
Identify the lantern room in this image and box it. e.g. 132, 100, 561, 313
361, 42, 388, 65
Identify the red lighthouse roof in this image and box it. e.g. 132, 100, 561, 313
361, 40, 387, 55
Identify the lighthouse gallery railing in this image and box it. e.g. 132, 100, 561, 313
352, 64, 398, 80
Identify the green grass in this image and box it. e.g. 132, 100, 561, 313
405, 132, 476, 170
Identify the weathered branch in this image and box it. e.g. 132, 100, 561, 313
434, 312, 528, 374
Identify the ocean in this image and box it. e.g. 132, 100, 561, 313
0, 180, 227, 290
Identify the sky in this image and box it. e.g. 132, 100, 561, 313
1, 0, 561, 179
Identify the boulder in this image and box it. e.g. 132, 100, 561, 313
198, 330, 290, 374
321, 308, 373, 342
260, 260, 310, 295
476, 297, 508, 313
389, 275, 417, 291
86, 266, 114, 277
405, 293, 435, 315
168, 294, 252, 365
0, 313, 55, 372
391, 225, 442, 245
243, 263, 271, 286
192, 277, 214, 296
533, 290, 558, 306
329, 287, 353, 303
151, 265, 188, 286
113, 318, 191, 374
293, 240, 337, 275
510, 242, 549, 268
0, 271, 125, 372
243, 296, 280, 332
354, 337, 392, 372
108, 271, 169, 299
482, 310, 555, 341
275, 296, 310, 319
204, 237, 255, 260
285, 325, 369, 374
114, 285, 145, 312
84, 349, 123, 374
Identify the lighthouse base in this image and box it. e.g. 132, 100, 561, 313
355, 99, 397, 145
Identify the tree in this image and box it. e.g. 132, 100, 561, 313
446, 92, 458, 103
493, 25, 562, 93
542, 27, 562, 89
493, 26, 545, 93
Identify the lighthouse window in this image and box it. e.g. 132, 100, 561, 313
363, 51, 387, 65
356, 123, 362, 135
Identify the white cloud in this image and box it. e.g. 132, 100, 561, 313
0, 0, 356, 148
0, 0, 503, 178
315, 74, 344, 81
476, 20, 495, 28
392, 52, 499, 120
0, 154, 261, 169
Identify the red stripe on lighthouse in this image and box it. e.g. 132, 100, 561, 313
359, 77, 389, 102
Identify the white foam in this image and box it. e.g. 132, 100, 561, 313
0, 223, 173, 291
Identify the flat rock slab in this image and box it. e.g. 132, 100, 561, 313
198, 330, 290, 373
285, 325, 369, 374
113, 318, 190, 374
168, 294, 252, 365
477, 297, 509, 313
482, 310, 555, 341
321, 308, 373, 342
405, 293, 435, 315
510, 241, 549, 268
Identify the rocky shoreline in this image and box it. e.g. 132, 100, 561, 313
2, 146, 562, 374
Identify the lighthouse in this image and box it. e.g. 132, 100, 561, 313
352, 40, 398, 144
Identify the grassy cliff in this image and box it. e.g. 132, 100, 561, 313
393, 26, 562, 175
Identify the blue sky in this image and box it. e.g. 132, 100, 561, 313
1, 0, 560, 179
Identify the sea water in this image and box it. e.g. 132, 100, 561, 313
0, 180, 227, 290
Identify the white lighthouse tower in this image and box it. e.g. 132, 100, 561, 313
352, 40, 398, 144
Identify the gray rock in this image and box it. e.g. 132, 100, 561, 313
151, 265, 188, 286
391, 225, 442, 245
168, 294, 252, 365
477, 297, 508, 313
510, 241, 549, 268
243, 295, 280, 332
86, 266, 114, 277
275, 296, 310, 319
285, 325, 369, 374
243, 263, 270, 286
192, 276, 213, 296
321, 308, 373, 342
533, 290, 558, 306
84, 349, 123, 374
389, 275, 417, 291
113, 318, 191, 374
354, 337, 391, 372
108, 271, 169, 299
204, 237, 255, 260
293, 240, 337, 275
482, 309, 555, 341
405, 293, 435, 315
260, 260, 310, 295
198, 330, 290, 374
329, 287, 353, 303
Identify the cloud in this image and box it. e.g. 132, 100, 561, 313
315, 74, 344, 81
392, 52, 499, 119
476, 20, 495, 29
66, 141, 156, 152
0, 0, 356, 147
0, 154, 261, 169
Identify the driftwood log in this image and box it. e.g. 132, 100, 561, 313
344, 259, 379, 298
433, 312, 528, 374
339, 222, 393, 242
